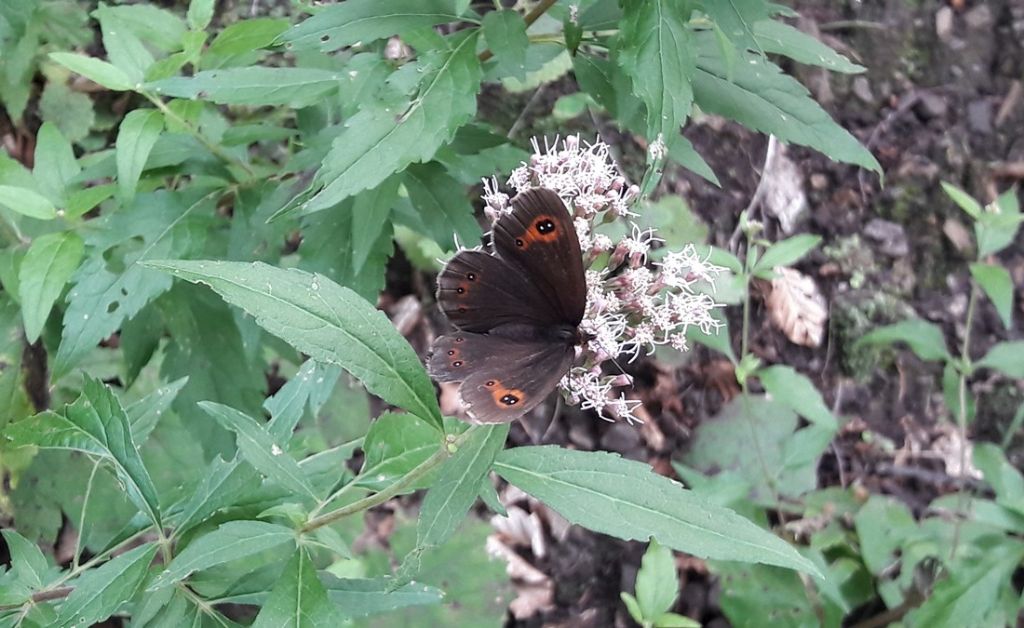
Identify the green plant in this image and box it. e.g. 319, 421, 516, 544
621, 539, 698, 628
0, 0, 882, 624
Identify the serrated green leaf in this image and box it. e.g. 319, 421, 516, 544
620, 592, 644, 625
758, 365, 838, 430
0, 185, 56, 219
53, 191, 210, 377
143, 260, 444, 430
199, 401, 319, 501
401, 161, 481, 250
976, 341, 1024, 379
279, 0, 461, 52
55, 543, 158, 628
152, 521, 295, 588
494, 446, 821, 576
618, 0, 695, 143
48, 52, 133, 91
970, 262, 1013, 329
483, 9, 528, 80
1, 530, 50, 589
32, 122, 80, 204
264, 359, 342, 440
116, 109, 164, 202
187, 0, 214, 30
351, 177, 400, 275
358, 412, 440, 491
4, 378, 162, 529
693, 33, 881, 174
856, 318, 950, 362
172, 455, 261, 537
417, 424, 507, 550
752, 233, 821, 276
322, 576, 444, 619
146, 67, 343, 107
93, 4, 154, 83
201, 18, 289, 69
252, 548, 336, 627
301, 30, 481, 214
19, 231, 83, 343
127, 376, 188, 444
701, 0, 772, 55
635, 539, 679, 621
754, 21, 864, 74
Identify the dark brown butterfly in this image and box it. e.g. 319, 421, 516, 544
428, 188, 586, 424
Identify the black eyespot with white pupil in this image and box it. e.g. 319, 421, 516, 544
536, 219, 555, 234
500, 394, 519, 405
453, 360, 463, 367
466, 272, 476, 281
515, 238, 524, 247
456, 287, 465, 294
447, 350, 455, 356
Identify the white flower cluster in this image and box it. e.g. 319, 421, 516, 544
485, 135, 724, 424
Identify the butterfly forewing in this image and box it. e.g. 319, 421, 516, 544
436, 250, 560, 332
492, 188, 587, 326
429, 332, 573, 423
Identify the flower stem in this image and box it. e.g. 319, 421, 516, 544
949, 281, 979, 560
300, 425, 481, 534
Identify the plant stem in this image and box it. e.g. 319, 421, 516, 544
300, 425, 482, 534
140, 92, 257, 179
949, 282, 979, 560
72, 458, 102, 571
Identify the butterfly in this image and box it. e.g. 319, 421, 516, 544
428, 187, 587, 424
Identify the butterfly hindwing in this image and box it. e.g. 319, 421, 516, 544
436, 250, 558, 333
492, 188, 587, 326
428, 332, 573, 423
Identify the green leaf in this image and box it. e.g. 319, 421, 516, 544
351, 177, 400, 275
483, 9, 528, 80
127, 376, 189, 444
172, 455, 261, 537
0, 185, 56, 219
322, 576, 444, 619
635, 539, 679, 621
973, 443, 1024, 516
856, 319, 950, 362
852, 495, 916, 576
417, 424, 508, 549
693, 34, 881, 175
976, 341, 1024, 379
32, 122, 80, 204
18, 231, 84, 343
252, 548, 336, 627
38, 82, 96, 144
146, 67, 343, 107
401, 161, 481, 250
494, 446, 820, 576
279, 0, 461, 52
202, 18, 290, 69
1, 529, 50, 589
152, 521, 295, 588
116, 109, 164, 202
906, 542, 1024, 628
970, 262, 1013, 329
753, 21, 864, 74
701, 0, 771, 54
301, 31, 481, 214
620, 592, 644, 625
976, 188, 1023, 258
358, 412, 439, 491
4, 378, 162, 530
143, 260, 444, 430
48, 51, 133, 91
941, 181, 982, 219
66, 184, 116, 219
752, 234, 821, 276
53, 192, 210, 377
618, 0, 695, 143
199, 401, 320, 501
187, 0, 214, 30
757, 365, 838, 430
55, 543, 158, 628
93, 4, 155, 83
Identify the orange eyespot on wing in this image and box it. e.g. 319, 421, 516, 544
513, 215, 561, 249
484, 380, 526, 408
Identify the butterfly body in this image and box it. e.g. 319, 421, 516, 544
428, 188, 587, 424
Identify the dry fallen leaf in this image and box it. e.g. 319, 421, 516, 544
767, 267, 828, 347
